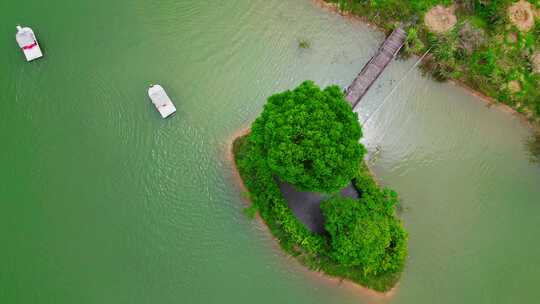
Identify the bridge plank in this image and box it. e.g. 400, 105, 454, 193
345, 27, 406, 107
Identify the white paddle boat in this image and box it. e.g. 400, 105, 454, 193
148, 84, 176, 118
15, 25, 43, 62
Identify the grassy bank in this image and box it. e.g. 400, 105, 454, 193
233, 134, 406, 292
327, 0, 540, 122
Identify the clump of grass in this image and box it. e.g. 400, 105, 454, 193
298, 39, 311, 49
243, 204, 258, 219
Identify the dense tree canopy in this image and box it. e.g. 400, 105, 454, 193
250, 81, 365, 193
321, 195, 407, 275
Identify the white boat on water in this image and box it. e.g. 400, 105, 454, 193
148, 84, 176, 118
15, 25, 43, 62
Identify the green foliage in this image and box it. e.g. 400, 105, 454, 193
422, 31, 460, 80
471, 48, 498, 77
321, 196, 407, 275
404, 27, 426, 55
234, 135, 326, 256
298, 39, 311, 49
243, 203, 258, 219
473, 0, 511, 27
234, 134, 407, 290
409, 0, 452, 11
328, 0, 540, 121
250, 81, 365, 193
331, 0, 451, 27
232, 82, 408, 291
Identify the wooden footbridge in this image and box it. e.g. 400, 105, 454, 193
345, 27, 407, 108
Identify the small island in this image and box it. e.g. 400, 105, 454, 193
232, 81, 407, 292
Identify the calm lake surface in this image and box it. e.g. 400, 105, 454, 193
2, 0, 540, 303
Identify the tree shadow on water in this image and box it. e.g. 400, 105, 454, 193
526, 131, 540, 165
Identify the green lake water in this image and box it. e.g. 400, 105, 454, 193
2, 0, 540, 303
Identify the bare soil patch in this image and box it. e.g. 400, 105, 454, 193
508, 0, 535, 32
425, 5, 457, 34
531, 53, 540, 73
508, 80, 522, 93
506, 31, 519, 43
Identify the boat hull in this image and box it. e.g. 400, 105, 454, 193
22, 44, 43, 62
16, 27, 43, 62
148, 85, 177, 118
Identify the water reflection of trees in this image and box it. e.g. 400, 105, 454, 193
527, 131, 540, 164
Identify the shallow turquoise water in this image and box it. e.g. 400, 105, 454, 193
1, 0, 539, 303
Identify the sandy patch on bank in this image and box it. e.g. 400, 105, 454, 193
508, 0, 535, 32
449, 79, 537, 127
310, 0, 381, 31
425, 5, 457, 34
225, 125, 251, 195
531, 53, 540, 73
297, 265, 399, 301
225, 125, 398, 301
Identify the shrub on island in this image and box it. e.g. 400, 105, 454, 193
321, 192, 407, 276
